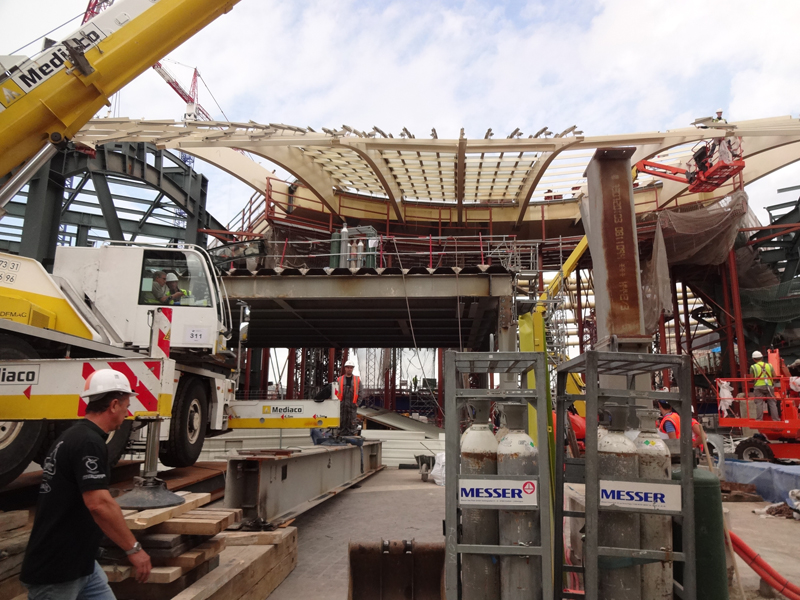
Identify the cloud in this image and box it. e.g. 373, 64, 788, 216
3, 0, 800, 224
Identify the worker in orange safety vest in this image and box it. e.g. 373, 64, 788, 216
335, 359, 361, 436
657, 400, 703, 449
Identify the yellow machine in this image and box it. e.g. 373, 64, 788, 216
0, 0, 241, 180
0, 247, 340, 488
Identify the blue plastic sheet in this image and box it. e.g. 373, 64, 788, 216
724, 459, 800, 504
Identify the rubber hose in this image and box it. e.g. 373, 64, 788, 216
728, 531, 800, 599
729, 531, 800, 595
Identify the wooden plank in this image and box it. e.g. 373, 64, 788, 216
170, 546, 277, 600
103, 564, 184, 584
137, 533, 187, 550
0, 554, 24, 580
109, 555, 219, 600
238, 551, 297, 600
152, 538, 226, 570
0, 574, 25, 600
217, 528, 296, 548
0, 514, 27, 535
125, 493, 211, 530
148, 512, 236, 536
0, 530, 30, 557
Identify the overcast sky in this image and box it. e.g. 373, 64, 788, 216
3, 0, 800, 226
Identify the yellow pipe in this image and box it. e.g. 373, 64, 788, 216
0, 0, 241, 177
536, 235, 589, 312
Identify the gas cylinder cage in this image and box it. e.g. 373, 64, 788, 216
444, 351, 553, 600
554, 351, 696, 600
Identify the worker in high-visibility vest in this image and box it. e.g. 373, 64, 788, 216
657, 400, 703, 449
750, 350, 779, 421
335, 359, 361, 436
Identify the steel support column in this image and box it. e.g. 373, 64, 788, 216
682, 282, 695, 407
437, 348, 444, 427
659, 311, 669, 389
720, 265, 739, 389
728, 251, 749, 381
287, 348, 296, 399
260, 348, 270, 394
299, 349, 306, 400
19, 157, 66, 271
91, 172, 124, 241
671, 270, 682, 354
244, 349, 252, 398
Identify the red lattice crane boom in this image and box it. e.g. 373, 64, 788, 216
82, 0, 115, 24
151, 62, 213, 121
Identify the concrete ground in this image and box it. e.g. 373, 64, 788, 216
267, 470, 800, 599
727, 501, 800, 599
269, 467, 445, 600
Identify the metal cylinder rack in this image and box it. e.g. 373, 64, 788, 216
553, 350, 696, 600
444, 351, 553, 600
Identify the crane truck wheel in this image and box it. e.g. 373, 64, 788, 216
0, 335, 47, 488
160, 378, 208, 468
735, 437, 775, 461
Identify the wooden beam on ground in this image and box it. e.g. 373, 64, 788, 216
108, 555, 220, 600
124, 493, 211, 530
147, 508, 241, 536
0, 512, 28, 533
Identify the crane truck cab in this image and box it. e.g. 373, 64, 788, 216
0, 244, 341, 489
0, 244, 236, 488
52, 243, 232, 353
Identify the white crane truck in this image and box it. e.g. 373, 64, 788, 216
0, 245, 340, 488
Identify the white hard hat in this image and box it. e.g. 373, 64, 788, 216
80, 369, 137, 400
344, 359, 355, 367
752, 350, 763, 360
165, 273, 179, 282
716, 108, 724, 113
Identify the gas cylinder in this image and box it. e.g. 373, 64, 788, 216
461, 403, 500, 600
635, 409, 672, 600
338, 223, 349, 268
598, 403, 641, 600
356, 239, 365, 268
497, 404, 541, 600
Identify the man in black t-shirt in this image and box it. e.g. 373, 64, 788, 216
21, 369, 152, 600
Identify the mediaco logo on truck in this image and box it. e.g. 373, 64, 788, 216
0, 365, 40, 385
262, 405, 304, 415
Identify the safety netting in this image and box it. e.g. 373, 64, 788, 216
738, 278, 800, 323
655, 190, 749, 266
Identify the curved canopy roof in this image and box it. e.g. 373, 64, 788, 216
76, 115, 800, 226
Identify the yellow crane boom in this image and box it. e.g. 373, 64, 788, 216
0, 0, 241, 179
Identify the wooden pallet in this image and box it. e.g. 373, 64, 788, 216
103, 538, 226, 583
0, 511, 31, 600
110, 555, 221, 600
171, 535, 298, 600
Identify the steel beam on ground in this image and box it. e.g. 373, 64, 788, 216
223, 442, 383, 523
